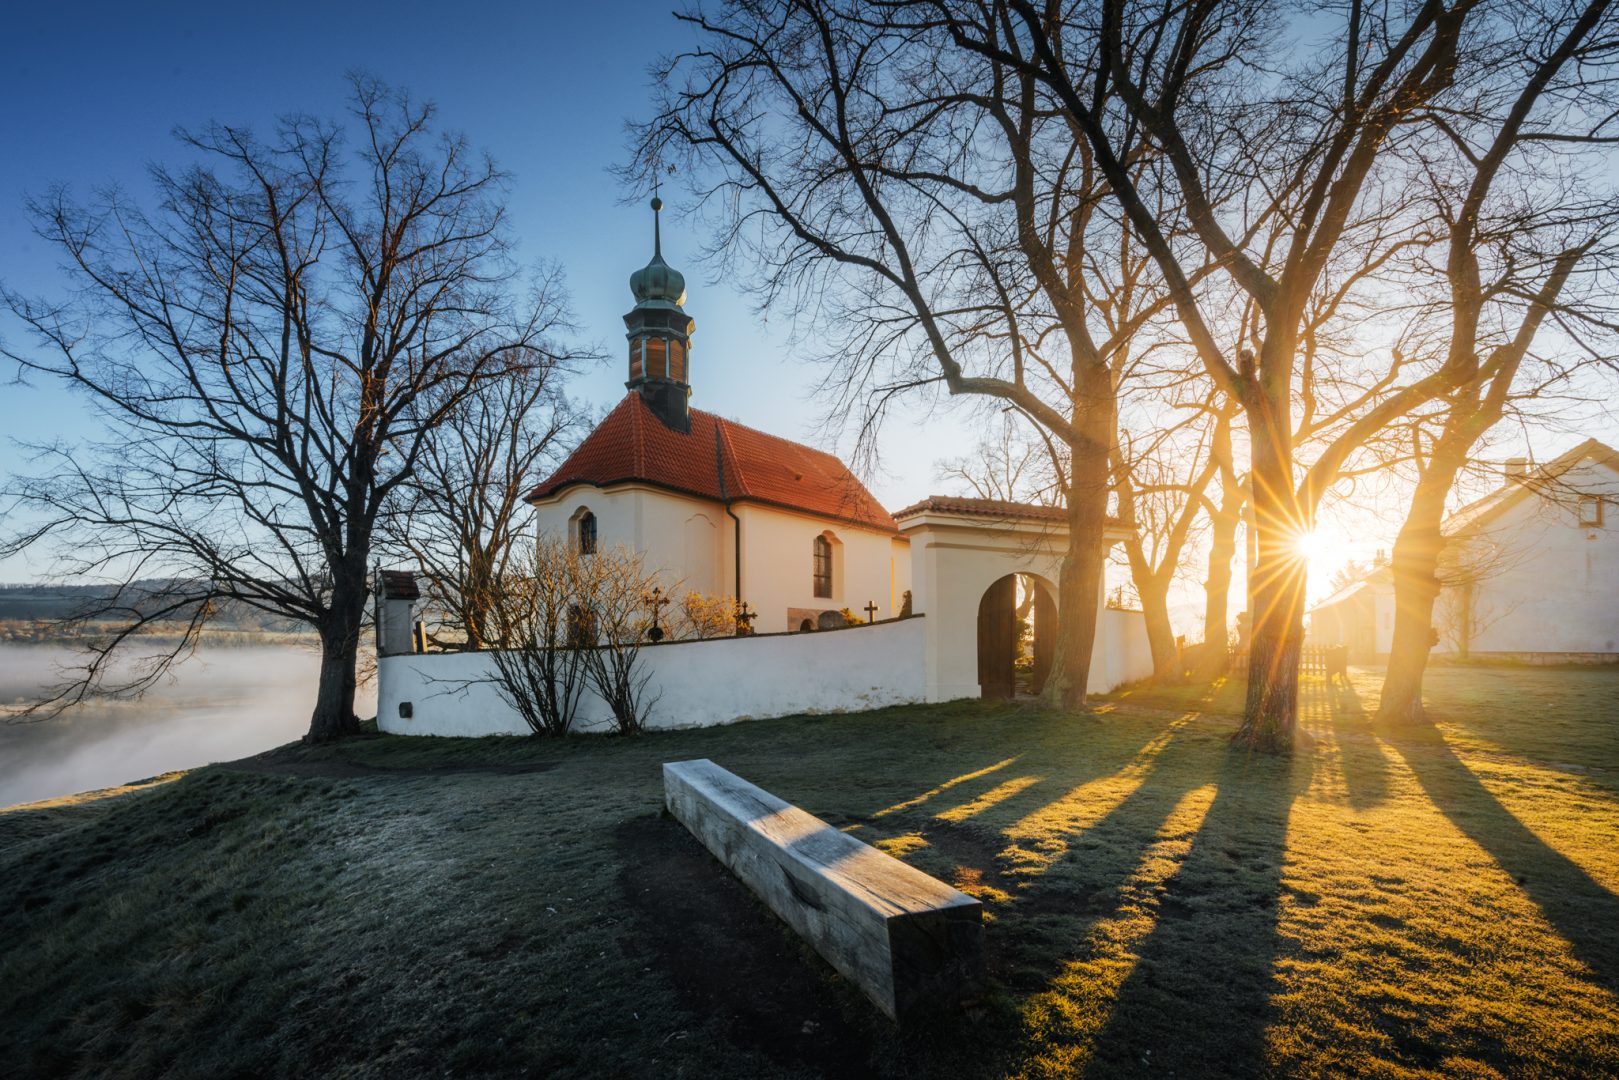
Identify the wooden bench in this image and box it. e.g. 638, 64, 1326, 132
662, 758, 984, 1021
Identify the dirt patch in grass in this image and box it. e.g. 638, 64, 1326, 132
612, 813, 878, 1077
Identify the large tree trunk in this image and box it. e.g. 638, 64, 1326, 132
1044, 396, 1114, 710
1379, 438, 1473, 723
1047, 502, 1109, 709
1238, 544, 1307, 752
307, 578, 368, 742
1235, 396, 1304, 753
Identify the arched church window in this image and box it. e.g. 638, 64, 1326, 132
577, 511, 598, 555
813, 535, 833, 598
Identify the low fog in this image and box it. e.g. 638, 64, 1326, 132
0, 644, 377, 808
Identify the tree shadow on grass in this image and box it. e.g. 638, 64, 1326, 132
1309, 679, 1390, 811
1077, 747, 1301, 1079
901, 722, 1300, 1078
1382, 721, 1619, 995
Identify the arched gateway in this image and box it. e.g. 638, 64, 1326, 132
893, 497, 1133, 701
976, 573, 1057, 698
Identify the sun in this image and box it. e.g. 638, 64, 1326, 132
1294, 530, 1348, 574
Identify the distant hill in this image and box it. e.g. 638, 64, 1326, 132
0, 582, 306, 633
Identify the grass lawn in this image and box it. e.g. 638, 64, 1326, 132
2, 666, 1616, 1078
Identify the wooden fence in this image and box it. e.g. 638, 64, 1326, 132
1228, 644, 1344, 678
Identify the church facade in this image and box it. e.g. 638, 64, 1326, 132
526, 199, 911, 634
372, 204, 1153, 737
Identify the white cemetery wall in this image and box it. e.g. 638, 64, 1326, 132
378, 615, 928, 737
1093, 607, 1154, 692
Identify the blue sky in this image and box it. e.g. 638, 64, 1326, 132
2, 2, 1610, 615
0, 0, 976, 580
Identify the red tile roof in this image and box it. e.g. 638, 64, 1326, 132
893, 495, 1124, 529
527, 394, 900, 534
893, 495, 1068, 523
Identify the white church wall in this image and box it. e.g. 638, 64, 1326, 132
735, 503, 904, 633
532, 484, 732, 600
377, 616, 929, 737
1449, 458, 1619, 657
529, 485, 905, 634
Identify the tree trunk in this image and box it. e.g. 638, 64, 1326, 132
1235, 397, 1304, 753
1237, 547, 1307, 753
306, 580, 367, 742
1137, 575, 1181, 680
1198, 487, 1241, 678
1046, 503, 1108, 709
1044, 399, 1114, 710
1378, 444, 1471, 723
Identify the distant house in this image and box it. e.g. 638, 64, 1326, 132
1309, 439, 1619, 664
1307, 560, 1395, 664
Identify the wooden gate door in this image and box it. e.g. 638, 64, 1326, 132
977, 575, 1016, 699
1031, 584, 1057, 695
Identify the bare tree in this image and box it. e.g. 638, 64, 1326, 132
1112, 413, 1217, 677
485, 536, 594, 735
576, 545, 660, 734
1195, 397, 1246, 674
936, 410, 1065, 505
937, 0, 1599, 750
0, 76, 562, 740
637, 2, 1202, 706
387, 303, 594, 650
1374, 0, 1619, 721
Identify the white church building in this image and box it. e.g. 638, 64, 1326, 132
376, 203, 1151, 735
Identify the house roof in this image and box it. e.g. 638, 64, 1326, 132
892, 494, 1124, 529
1444, 437, 1619, 536
527, 393, 900, 534
1310, 564, 1391, 612
379, 571, 420, 600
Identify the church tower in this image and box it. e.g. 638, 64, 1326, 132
624, 197, 694, 432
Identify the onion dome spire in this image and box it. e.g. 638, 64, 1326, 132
624, 197, 695, 432
629, 197, 687, 306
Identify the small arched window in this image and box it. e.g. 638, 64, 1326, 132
813, 535, 833, 598
577, 511, 598, 555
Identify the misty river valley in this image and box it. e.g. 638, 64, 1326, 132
0, 644, 377, 807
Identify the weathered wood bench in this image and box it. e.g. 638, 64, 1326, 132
662, 758, 984, 1021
